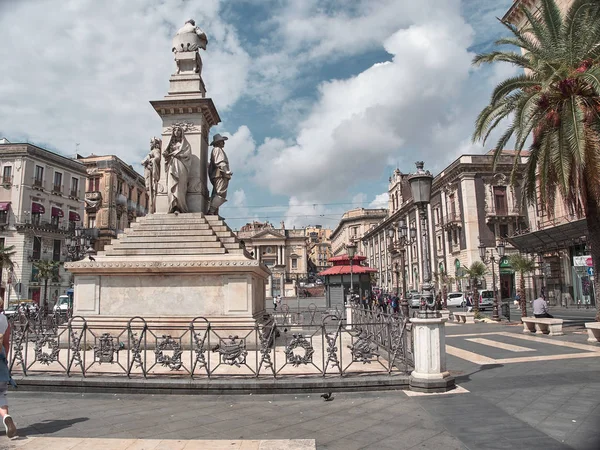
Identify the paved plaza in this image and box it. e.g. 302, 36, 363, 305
1, 320, 598, 449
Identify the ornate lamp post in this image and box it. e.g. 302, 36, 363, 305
389, 218, 417, 317
346, 242, 357, 302
65, 226, 94, 261
408, 161, 434, 318
478, 237, 506, 321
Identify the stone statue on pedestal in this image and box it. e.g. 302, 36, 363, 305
172, 19, 208, 75
142, 137, 162, 214
163, 126, 192, 213
208, 134, 232, 215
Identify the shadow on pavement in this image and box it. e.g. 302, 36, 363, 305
454, 363, 504, 384
10, 417, 89, 438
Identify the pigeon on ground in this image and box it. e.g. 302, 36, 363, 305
321, 392, 334, 401
88, 255, 96, 261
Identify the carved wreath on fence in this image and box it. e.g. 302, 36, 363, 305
348, 329, 379, 364
155, 335, 183, 370
34, 333, 60, 365
285, 334, 314, 367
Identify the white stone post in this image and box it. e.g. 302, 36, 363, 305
409, 316, 455, 392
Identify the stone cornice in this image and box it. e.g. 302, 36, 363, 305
1, 144, 87, 174
150, 97, 221, 128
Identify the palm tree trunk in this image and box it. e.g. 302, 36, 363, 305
584, 195, 600, 322
44, 278, 48, 314
520, 272, 527, 318
472, 277, 479, 314
442, 282, 448, 308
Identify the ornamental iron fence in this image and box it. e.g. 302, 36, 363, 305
7, 309, 413, 380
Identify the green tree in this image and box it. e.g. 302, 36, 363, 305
508, 254, 537, 318
464, 261, 488, 314
472, 0, 600, 321
33, 260, 61, 313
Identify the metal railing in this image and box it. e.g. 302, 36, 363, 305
7, 310, 413, 379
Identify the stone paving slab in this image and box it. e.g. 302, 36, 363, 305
4, 437, 316, 449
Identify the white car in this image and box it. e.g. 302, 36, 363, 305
446, 292, 465, 307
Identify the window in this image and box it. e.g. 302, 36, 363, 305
494, 186, 507, 215
70, 177, 79, 197
499, 224, 509, 238
88, 215, 96, 229
32, 236, 42, 260
117, 179, 123, 195
292, 258, 298, 269
437, 235, 442, 250
2, 166, 12, 184
34, 165, 44, 186
53, 172, 62, 192
88, 177, 100, 192
53, 239, 61, 262
0, 210, 7, 225
351, 227, 358, 237
51, 213, 59, 227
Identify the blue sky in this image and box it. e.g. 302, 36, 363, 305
0, 0, 517, 230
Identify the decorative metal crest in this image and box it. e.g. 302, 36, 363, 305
94, 333, 118, 364
155, 335, 183, 370
285, 334, 314, 367
212, 335, 247, 367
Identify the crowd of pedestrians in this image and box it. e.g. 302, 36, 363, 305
353, 290, 402, 315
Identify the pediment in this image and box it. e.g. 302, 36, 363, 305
252, 229, 285, 240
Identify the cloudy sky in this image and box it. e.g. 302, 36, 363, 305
0, 0, 516, 230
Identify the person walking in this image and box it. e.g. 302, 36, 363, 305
0, 313, 16, 438
273, 295, 278, 311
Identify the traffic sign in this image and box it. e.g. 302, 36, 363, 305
588, 267, 594, 276
586, 257, 593, 267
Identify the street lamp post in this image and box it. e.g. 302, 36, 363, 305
478, 238, 505, 321
65, 226, 95, 262
408, 161, 434, 318
347, 242, 357, 303
389, 218, 417, 317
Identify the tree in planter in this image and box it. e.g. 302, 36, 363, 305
508, 254, 537, 318
464, 261, 488, 314
0, 245, 16, 308
472, 0, 600, 321
33, 260, 62, 314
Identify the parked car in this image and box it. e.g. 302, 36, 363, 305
446, 292, 465, 307
53, 295, 73, 315
410, 294, 424, 308
3, 304, 19, 319
478, 289, 495, 310
406, 289, 419, 300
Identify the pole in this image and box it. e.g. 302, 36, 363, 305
350, 257, 354, 302
401, 249, 409, 317
492, 256, 499, 321
419, 205, 433, 317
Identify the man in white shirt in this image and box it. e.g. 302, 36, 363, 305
532, 296, 553, 318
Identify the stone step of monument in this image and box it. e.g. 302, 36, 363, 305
115, 241, 223, 249
129, 222, 211, 231
219, 236, 237, 244
128, 224, 216, 232
122, 230, 217, 237
120, 233, 219, 241
104, 247, 227, 256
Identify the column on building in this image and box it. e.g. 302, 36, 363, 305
427, 203, 436, 283
415, 208, 423, 285
460, 174, 478, 268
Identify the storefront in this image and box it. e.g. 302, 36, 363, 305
573, 255, 596, 307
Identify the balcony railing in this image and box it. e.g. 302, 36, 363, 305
52, 184, 62, 193
70, 189, 79, 198
1, 176, 12, 185
33, 178, 43, 188
442, 212, 462, 229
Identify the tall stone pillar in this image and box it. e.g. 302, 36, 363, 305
150, 21, 220, 214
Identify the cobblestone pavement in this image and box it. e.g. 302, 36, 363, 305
2, 322, 599, 450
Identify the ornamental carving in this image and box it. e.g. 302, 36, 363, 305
284, 334, 314, 367
65, 260, 261, 269
155, 335, 183, 370
94, 333, 118, 364
34, 333, 60, 365
212, 335, 247, 367
348, 329, 379, 364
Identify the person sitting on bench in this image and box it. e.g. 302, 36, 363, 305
532, 296, 553, 318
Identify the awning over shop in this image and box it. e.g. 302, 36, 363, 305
31, 202, 45, 214
69, 211, 81, 222
51, 207, 64, 218
506, 219, 588, 253
0, 202, 10, 211
318, 265, 377, 276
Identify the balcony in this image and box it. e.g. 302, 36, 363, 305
33, 178, 43, 189
52, 184, 62, 194
442, 212, 462, 230
1, 176, 12, 186
85, 191, 102, 211
70, 189, 79, 199
486, 206, 523, 223
15, 217, 69, 234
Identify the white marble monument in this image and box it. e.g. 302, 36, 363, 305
66, 20, 269, 326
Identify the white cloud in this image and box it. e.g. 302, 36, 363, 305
0, 0, 249, 166
369, 193, 389, 209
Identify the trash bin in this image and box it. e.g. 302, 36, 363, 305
501, 303, 510, 321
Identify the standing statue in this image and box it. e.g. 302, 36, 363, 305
142, 137, 162, 214
172, 19, 208, 74
208, 134, 232, 215
163, 126, 191, 213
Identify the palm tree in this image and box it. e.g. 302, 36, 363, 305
464, 261, 488, 314
33, 260, 62, 313
508, 254, 537, 318
472, 0, 600, 321
0, 245, 16, 308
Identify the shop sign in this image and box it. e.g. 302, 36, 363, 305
573, 255, 593, 267
499, 256, 511, 268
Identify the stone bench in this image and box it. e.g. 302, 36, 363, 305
584, 322, 600, 343
522, 317, 564, 336
452, 312, 475, 324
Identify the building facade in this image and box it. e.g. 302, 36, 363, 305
503, 0, 593, 307
305, 225, 333, 274
0, 141, 87, 307
362, 152, 531, 299
330, 208, 388, 257
236, 221, 309, 298
77, 155, 148, 252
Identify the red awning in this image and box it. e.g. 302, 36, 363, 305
69, 211, 81, 222
51, 207, 64, 218
328, 254, 367, 264
31, 202, 45, 214
318, 265, 377, 276
0, 202, 10, 211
